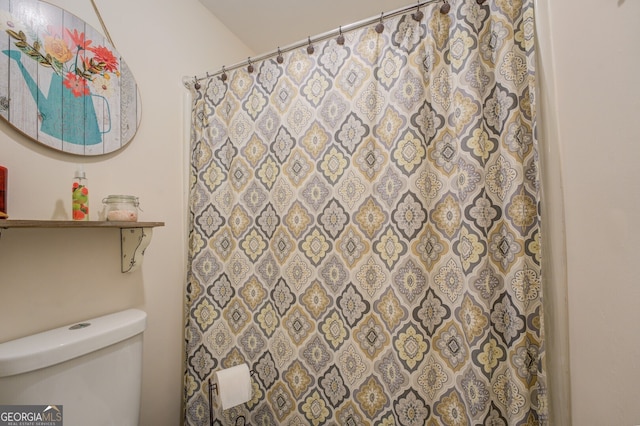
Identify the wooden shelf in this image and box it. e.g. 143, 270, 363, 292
0, 220, 165, 273
0, 220, 164, 228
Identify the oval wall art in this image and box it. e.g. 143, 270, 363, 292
0, 0, 141, 155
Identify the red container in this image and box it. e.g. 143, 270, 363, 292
0, 166, 6, 215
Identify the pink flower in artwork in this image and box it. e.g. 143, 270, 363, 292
89, 45, 118, 73
63, 72, 90, 97
66, 28, 93, 52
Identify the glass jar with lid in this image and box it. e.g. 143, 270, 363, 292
102, 195, 140, 221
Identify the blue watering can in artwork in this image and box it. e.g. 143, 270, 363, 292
4, 50, 110, 145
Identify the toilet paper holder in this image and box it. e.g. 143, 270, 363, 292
208, 367, 255, 426
208, 368, 254, 395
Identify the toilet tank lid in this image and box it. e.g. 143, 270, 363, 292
0, 309, 147, 378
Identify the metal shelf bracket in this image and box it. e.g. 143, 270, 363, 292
120, 227, 154, 273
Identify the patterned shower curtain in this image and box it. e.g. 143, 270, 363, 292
184, 0, 547, 424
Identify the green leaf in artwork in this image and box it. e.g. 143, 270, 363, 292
23, 45, 40, 58
49, 56, 63, 75
6, 30, 26, 41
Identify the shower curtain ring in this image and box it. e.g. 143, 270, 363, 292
220, 66, 228, 81
375, 12, 384, 33
412, 2, 424, 21
193, 76, 201, 90
277, 47, 284, 64
306, 37, 314, 55
337, 27, 345, 46
247, 57, 254, 73
440, 0, 451, 14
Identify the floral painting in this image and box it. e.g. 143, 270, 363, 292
0, 0, 141, 155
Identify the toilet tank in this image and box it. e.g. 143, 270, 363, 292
0, 309, 146, 426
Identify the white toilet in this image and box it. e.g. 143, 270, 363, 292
0, 309, 146, 426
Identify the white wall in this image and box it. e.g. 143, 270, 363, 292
0, 1, 251, 424
537, 0, 640, 424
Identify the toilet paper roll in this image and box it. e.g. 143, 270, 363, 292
215, 363, 252, 410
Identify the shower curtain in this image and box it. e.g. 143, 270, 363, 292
184, 0, 546, 424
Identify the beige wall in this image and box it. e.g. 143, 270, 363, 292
0, 1, 250, 424
537, 0, 640, 424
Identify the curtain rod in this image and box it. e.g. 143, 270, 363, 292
182, 0, 442, 89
